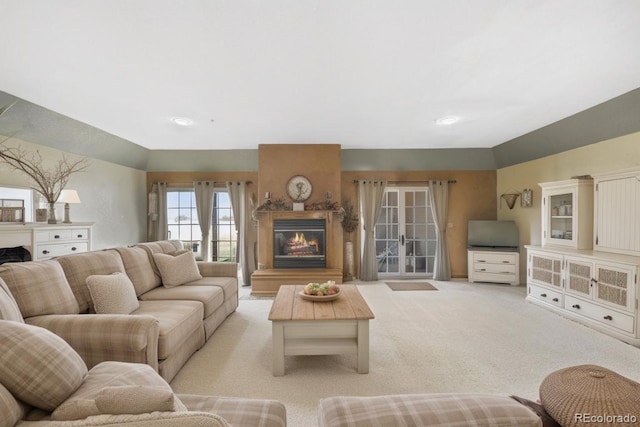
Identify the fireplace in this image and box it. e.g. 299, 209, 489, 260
273, 219, 326, 268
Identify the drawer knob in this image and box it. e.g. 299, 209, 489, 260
77, 234, 83, 238
572, 304, 581, 309
603, 315, 613, 321
71, 247, 77, 251
42, 250, 50, 255
540, 293, 547, 297
54, 235, 60, 239
552, 298, 559, 302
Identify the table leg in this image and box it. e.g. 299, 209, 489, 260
357, 320, 369, 374
272, 322, 285, 376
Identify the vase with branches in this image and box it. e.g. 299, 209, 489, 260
0, 138, 90, 224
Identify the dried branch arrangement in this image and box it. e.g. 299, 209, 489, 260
0, 137, 90, 222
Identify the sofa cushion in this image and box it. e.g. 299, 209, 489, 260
57, 251, 127, 313
318, 393, 542, 427
0, 382, 27, 427
0, 320, 87, 411
0, 261, 79, 317
184, 276, 237, 302
87, 273, 140, 314
52, 361, 184, 421
133, 300, 204, 359
0, 277, 23, 322
110, 247, 162, 296
139, 284, 224, 318
152, 251, 202, 288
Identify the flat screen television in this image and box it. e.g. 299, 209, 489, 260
467, 220, 519, 248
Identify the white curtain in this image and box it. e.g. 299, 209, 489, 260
358, 180, 387, 281
194, 181, 215, 261
227, 182, 256, 286
151, 182, 168, 241
428, 180, 451, 280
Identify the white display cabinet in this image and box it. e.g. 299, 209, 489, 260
540, 178, 593, 249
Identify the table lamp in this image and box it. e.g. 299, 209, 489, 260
57, 189, 81, 223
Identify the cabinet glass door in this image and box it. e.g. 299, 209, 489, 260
548, 192, 574, 241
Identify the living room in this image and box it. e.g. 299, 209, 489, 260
2, 2, 640, 426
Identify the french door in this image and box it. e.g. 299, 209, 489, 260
375, 187, 436, 278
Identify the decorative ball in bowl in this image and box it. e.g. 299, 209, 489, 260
299, 281, 341, 301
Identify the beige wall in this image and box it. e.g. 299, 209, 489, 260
0, 138, 148, 249
497, 131, 640, 282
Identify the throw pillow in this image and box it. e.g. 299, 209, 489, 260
0, 277, 23, 322
0, 320, 87, 411
0, 382, 27, 427
86, 273, 140, 314
0, 260, 79, 317
95, 385, 175, 415
52, 361, 183, 421
152, 251, 202, 288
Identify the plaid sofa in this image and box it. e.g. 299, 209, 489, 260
0, 319, 286, 427
318, 394, 545, 427
0, 240, 238, 382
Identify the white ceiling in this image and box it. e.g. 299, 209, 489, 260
2, 1, 640, 151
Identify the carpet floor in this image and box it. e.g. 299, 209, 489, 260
170, 280, 640, 427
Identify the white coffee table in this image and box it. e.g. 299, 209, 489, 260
268, 284, 375, 376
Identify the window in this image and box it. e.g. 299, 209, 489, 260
166, 189, 236, 261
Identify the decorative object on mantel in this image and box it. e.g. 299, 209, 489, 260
521, 188, 533, 207
305, 200, 340, 211
500, 191, 520, 210
0, 137, 90, 223
57, 189, 81, 223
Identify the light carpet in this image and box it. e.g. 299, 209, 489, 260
385, 281, 438, 291
170, 280, 640, 427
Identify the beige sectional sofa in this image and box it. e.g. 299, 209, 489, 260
0, 240, 238, 382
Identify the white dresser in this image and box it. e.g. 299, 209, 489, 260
467, 248, 519, 285
0, 223, 93, 261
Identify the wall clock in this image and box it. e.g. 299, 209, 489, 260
286, 175, 313, 202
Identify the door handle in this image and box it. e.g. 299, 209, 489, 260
400, 235, 405, 245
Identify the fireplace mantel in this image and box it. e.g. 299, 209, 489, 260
251, 210, 343, 295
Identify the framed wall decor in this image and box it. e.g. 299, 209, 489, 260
521, 188, 533, 207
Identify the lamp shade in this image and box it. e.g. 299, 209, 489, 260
57, 189, 81, 204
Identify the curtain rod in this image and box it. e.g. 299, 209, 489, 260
352, 179, 456, 184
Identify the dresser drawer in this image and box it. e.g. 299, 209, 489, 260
35, 228, 90, 243
473, 253, 517, 265
564, 295, 635, 334
473, 263, 517, 274
37, 242, 89, 259
527, 283, 563, 308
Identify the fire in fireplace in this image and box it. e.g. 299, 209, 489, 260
273, 219, 326, 268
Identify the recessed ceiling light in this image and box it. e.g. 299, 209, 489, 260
171, 117, 193, 126
435, 115, 460, 125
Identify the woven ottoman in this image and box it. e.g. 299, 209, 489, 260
539, 364, 640, 427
